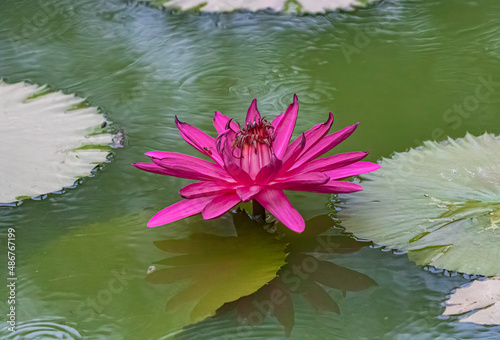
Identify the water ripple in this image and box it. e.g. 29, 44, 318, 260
0, 319, 82, 339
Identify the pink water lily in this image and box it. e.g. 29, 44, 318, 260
133, 95, 379, 233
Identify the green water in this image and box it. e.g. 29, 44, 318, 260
1, 0, 500, 338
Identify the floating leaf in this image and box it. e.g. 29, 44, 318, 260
147, 210, 288, 323
339, 133, 500, 276
0, 81, 115, 204
155, 0, 379, 14
443, 277, 500, 325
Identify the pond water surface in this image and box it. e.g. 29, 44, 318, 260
1, 0, 500, 338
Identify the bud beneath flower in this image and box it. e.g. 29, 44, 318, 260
233, 118, 275, 178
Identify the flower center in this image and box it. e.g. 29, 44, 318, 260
233, 118, 275, 178
234, 118, 275, 150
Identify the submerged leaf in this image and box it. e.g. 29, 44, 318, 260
443, 277, 500, 325
147, 211, 288, 323
339, 133, 500, 276
0, 81, 115, 204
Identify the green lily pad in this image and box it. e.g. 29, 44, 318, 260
147, 210, 288, 323
0, 80, 115, 204
338, 133, 500, 276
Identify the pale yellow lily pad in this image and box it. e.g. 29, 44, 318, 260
157, 0, 378, 13
0, 81, 115, 204
443, 277, 500, 325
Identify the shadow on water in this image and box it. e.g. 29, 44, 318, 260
147, 210, 376, 337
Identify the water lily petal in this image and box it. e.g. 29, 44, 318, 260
272, 178, 362, 193
175, 116, 223, 166
145, 151, 224, 166
217, 128, 241, 162
284, 112, 334, 161
273, 94, 299, 159
224, 161, 254, 185
236, 185, 263, 201
256, 188, 305, 233
150, 153, 234, 182
213, 111, 239, 135
144, 150, 173, 159
288, 151, 369, 175
216, 132, 254, 184
271, 172, 330, 189
132, 162, 177, 176
149, 163, 219, 181
255, 154, 282, 185
279, 134, 306, 175
148, 196, 213, 227
202, 192, 241, 219
295, 180, 363, 194
244, 99, 261, 125
325, 161, 381, 179
272, 112, 284, 128
179, 181, 236, 198
293, 123, 359, 168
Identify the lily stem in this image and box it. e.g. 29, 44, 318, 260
252, 199, 266, 221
